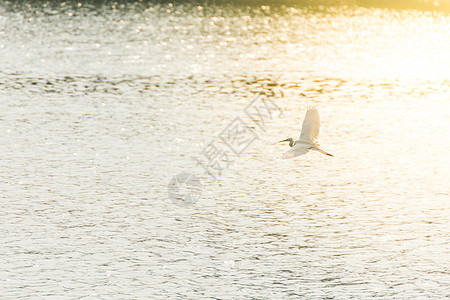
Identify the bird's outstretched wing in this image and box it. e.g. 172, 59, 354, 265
299, 106, 320, 143
281, 145, 309, 159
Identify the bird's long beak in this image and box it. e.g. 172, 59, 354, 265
279, 139, 289, 143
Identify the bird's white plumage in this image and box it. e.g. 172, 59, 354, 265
281, 144, 309, 159
299, 106, 320, 143
280, 106, 333, 159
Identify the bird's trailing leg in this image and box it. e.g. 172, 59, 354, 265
315, 147, 333, 157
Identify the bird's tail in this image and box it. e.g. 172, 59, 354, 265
316, 147, 333, 157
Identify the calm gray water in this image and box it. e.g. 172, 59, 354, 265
0, 2, 449, 299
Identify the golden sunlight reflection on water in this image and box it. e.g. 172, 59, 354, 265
273, 9, 450, 81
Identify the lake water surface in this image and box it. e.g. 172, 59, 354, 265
0, 2, 449, 298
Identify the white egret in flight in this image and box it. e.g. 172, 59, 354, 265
279, 106, 333, 159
